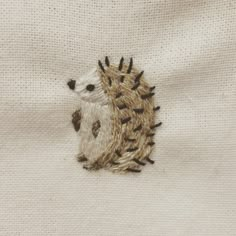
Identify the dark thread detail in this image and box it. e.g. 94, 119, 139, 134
77, 154, 88, 162
119, 57, 124, 71
120, 75, 125, 82
72, 110, 81, 132
150, 122, 162, 129
117, 103, 127, 110
146, 133, 155, 137
92, 120, 101, 138
148, 141, 155, 146
127, 57, 133, 74
153, 106, 160, 111
98, 60, 105, 73
127, 168, 141, 173
135, 71, 144, 83
133, 158, 146, 166
115, 92, 123, 98
121, 117, 131, 124
79, 157, 87, 162
108, 77, 112, 86
125, 137, 136, 142
111, 160, 119, 165
141, 92, 155, 99
150, 86, 156, 91
146, 156, 155, 164
73, 123, 80, 132
133, 124, 142, 132
131, 82, 140, 90
105, 56, 110, 67
133, 108, 144, 114
83, 161, 101, 171
86, 84, 95, 91
126, 147, 138, 152
115, 150, 122, 157
67, 79, 76, 90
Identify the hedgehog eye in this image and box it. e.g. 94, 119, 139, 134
86, 84, 95, 91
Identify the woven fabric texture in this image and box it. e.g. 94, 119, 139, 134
0, 0, 235, 235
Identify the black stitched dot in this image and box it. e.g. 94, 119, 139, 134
86, 84, 95, 91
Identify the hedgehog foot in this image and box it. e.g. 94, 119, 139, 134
83, 160, 102, 171
76, 153, 88, 162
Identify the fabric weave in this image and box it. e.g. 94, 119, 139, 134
0, 0, 235, 235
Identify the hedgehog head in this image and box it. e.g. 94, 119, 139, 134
67, 67, 109, 105
67, 57, 143, 105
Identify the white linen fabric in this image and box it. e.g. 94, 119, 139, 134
0, 0, 235, 235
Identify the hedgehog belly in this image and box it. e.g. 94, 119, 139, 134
79, 101, 112, 162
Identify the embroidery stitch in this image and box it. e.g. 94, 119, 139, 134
92, 120, 101, 138
68, 57, 161, 173
72, 109, 82, 132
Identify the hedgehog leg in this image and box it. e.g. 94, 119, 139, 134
72, 109, 82, 132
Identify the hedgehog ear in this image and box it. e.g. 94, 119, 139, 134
127, 57, 133, 74
105, 56, 110, 67
119, 57, 124, 71
98, 60, 105, 73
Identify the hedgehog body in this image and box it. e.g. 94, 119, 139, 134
68, 57, 161, 173
78, 101, 112, 163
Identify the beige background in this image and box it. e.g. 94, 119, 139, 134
0, 0, 236, 235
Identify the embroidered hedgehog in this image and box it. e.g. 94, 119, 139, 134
67, 57, 161, 173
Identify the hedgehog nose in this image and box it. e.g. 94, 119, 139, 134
67, 79, 76, 90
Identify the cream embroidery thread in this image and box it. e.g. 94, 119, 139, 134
68, 57, 161, 173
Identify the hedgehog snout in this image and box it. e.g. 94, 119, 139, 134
67, 79, 76, 90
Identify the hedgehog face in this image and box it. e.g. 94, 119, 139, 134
68, 67, 108, 105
